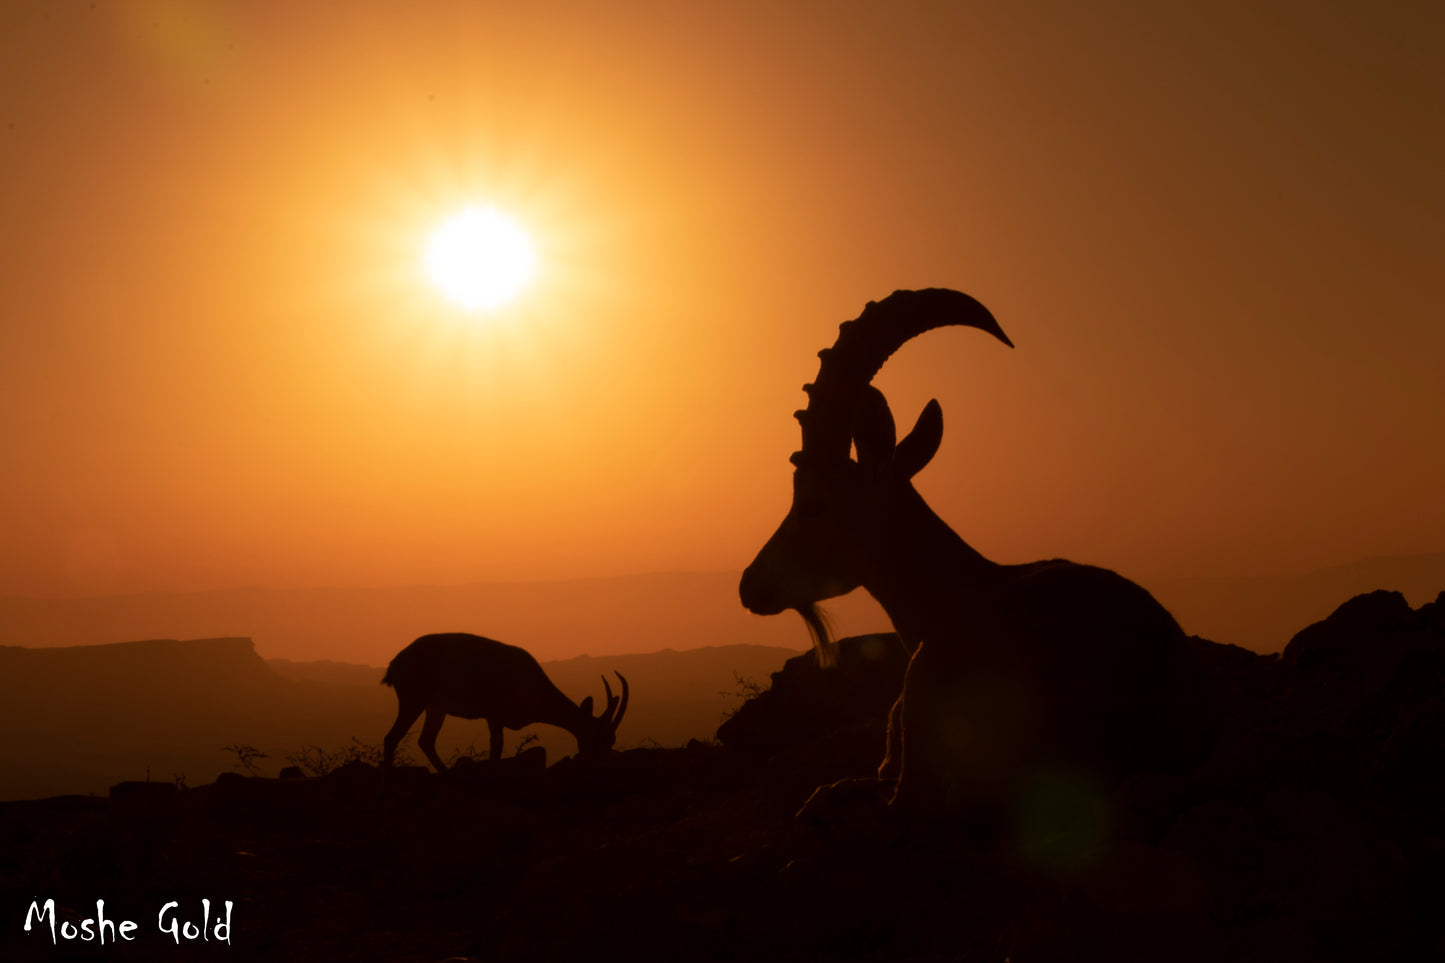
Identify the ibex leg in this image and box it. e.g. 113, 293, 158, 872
889, 640, 956, 814
383, 700, 426, 769
487, 720, 504, 763
878, 693, 905, 782
418, 706, 449, 772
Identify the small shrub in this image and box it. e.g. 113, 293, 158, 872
720, 671, 770, 722
286, 736, 414, 776
443, 730, 540, 765
220, 743, 270, 776
444, 742, 487, 766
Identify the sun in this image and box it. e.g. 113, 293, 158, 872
423, 207, 538, 311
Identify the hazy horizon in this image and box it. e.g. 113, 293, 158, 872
5, 553, 1443, 665
5, 547, 1445, 602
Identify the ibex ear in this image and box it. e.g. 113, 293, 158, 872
851, 385, 897, 470
579, 696, 594, 716
894, 400, 943, 480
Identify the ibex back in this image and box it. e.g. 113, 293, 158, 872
382, 633, 629, 772
739, 289, 1212, 816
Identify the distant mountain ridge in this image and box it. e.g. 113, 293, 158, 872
0, 636, 800, 801
0, 571, 880, 665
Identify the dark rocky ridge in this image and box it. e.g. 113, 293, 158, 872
3, 590, 1443, 961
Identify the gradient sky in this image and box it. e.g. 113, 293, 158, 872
2, 0, 1441, 599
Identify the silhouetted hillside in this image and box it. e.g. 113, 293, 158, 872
718, 632, 908, 774
3, 591, 1443, 961
0, 638, 800, 801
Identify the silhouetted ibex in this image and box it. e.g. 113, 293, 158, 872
740, 289, 1210, 815
382, 633, 629, 772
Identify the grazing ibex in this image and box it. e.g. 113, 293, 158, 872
740, 289, 1211, 816
382, 633, 629, 772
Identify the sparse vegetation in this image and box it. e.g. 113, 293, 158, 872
437, 730, 541, 766
220, 743, 270, 776
442, 742, 487, 766
282, 730, 542, 775
720, 671, 769, 722
286, 736, 413, 776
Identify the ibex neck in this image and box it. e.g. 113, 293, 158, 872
532, 685, 592, 737
862, 493, 997, 643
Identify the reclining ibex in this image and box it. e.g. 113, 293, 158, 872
740, 289, 1211, 815
382, 633, 629, 772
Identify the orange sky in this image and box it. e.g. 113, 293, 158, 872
1, 1, 1441, 599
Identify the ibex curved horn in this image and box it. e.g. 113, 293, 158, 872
793, 288, 1014, 463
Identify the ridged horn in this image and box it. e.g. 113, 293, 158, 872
795, 288, 1013, 460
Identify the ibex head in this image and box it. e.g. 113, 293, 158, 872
738, 289, 1013, 660
574, 672, 631, 756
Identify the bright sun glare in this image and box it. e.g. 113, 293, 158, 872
424, 207, 537, 311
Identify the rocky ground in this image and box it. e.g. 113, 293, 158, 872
3, 590, 1443, 962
